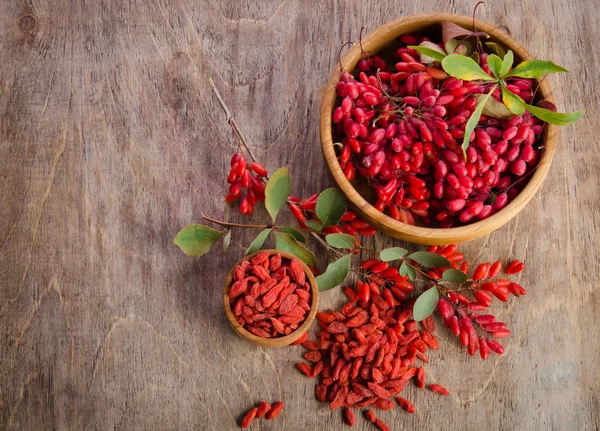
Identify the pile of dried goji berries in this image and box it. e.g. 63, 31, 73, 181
295, 283, 448, 429
240, 400, 284, 428
229, 252, 312, 338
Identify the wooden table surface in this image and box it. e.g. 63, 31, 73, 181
1, 1, 598, 430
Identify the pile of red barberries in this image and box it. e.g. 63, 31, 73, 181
333, 33, 547, 227
226, 153, 268, 215
229, 252, 312, 338
429, 246, 525, 358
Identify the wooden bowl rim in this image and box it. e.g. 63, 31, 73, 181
223, 250, 319, 348
320, 12, 557, 244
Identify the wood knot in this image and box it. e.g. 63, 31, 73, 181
18, 13, 38, 33
498, 25, 511, 35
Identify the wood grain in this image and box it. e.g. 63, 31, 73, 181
0, 0, 598, 430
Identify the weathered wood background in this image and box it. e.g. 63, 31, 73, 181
1, 0, 598, 430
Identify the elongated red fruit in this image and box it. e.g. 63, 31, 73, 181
256, 401, 271, 419
429, 384, 450, 395
241, 407, 257, 428
344, 407, 356, 426
250, 162, 268, 177
266, 401, 284, 420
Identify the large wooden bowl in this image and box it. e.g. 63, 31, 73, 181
223, 250, 319, 348
320, 13, 557, 244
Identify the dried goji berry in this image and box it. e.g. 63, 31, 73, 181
241, 407, 257, 429
266, 401, 284, 420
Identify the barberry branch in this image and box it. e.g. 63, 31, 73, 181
209, 78, 266, 178
209, 78, 345, 257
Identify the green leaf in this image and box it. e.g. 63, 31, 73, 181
461, 85, 497, 157
222, 230, 231, 253
476, 93, 514, 119
264, 167, 290, 222
442, 54, 496, 82
278, 227, 306, 243
304, 220, 323, 231
274, 232, 317, 266
505, 60, 568, 79
316, 254, 352, 292
409, 45, 446, 62
407, 251, 451, 268
445, 39, 472, 56
316, 188, 347, 227
379, 247, 408, 262
400, 262, 416, 280
498, 50, 514, 77
501, 86, 527, 115
245, 228, 272, 255
412, 288, 439, 322
440, 268, 468, 283
487, 54, 503, 78
325, 233, 356, 249
523, 104, 585, 126
485, 42, 506, 59
174, 224, 224, 257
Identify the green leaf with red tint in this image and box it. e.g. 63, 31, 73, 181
441, 21, 488, 45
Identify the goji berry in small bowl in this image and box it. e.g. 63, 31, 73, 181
223, 250, 319, 348
320, 13, 558, 244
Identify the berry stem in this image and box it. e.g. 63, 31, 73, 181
203, 215, 271, 229
208, 78, 268, 180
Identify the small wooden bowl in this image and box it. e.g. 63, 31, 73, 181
223, 250, 319, 348
320, 13, 558, 244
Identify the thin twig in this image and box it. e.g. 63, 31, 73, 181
208, 78, 267, 178
312, 232, 346, 257
203, 215, 271, 229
